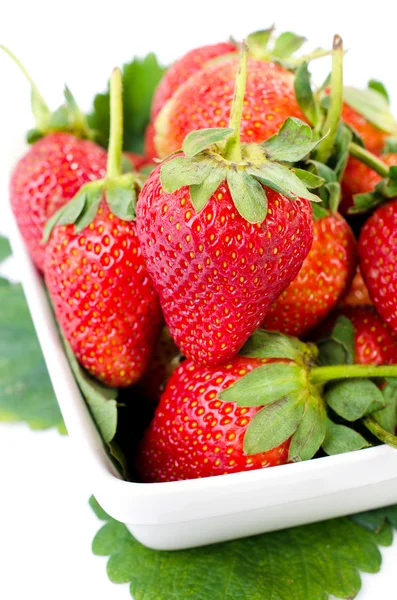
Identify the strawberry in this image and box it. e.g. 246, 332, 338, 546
137, 355, 290, 482
337, 306, 397, 365
262, 212, 356, 337
144, 122, 157, 161
3, 47, 107, 271
138, 325, 397, 482
139, 326, 183, 403
137, 45, 326, 365
358, 200, 397, 335
151, 41, 236, 120
340, 153, 397, 214
154, 56, 305, 158
11, 134, 107, 271
341, 102, 389, 154
44, 69, 162, 387
340, 267, 372, 308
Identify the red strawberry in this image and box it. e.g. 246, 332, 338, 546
138, 46, 320, 365
144, 122, 157, 161
340, 267, 372, 308
151, 41, 236, 120
3, 47, 107, 272
137, 356, 290, 482
338, 306, 397, 365
358, 200, 397, 335
341, 102, 388, 154
44, 68, 162, 387
139, 326, 182, 403
11, 134, 107, 271
138, 172, 313, 365
340, 154, 397, 214
154, 55, 306, 158
262, 213, 356, 337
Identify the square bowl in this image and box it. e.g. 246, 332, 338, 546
6, 162, 397, 551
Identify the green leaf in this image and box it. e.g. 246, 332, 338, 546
350, 190, 384, 215
89, 496, 111, 521
368, 79, 389, 103
48, 105, 70, 130
106, 180, 136, 221
383, 137, 397, 153
311, 204, 330, 220
317, 315, 355, 366
247, 27, 274, 53
250, 160, 321, 204
240, 329, 311, 363
244, 393, 305, 454
0, 283, 64, 432
262, 117, 321, 162
294, 62, 319, 125
273, 32, 306, 59
322, 418, 369, 455
333, 123, 352, 181
75, 185, 103, 231
226, 169, 268, 223
92, 496, 389, 600
88, 53, 166, 153
292, 168, 324, 188
219, 363, 304, 407
289, 400, 327, 461
325, 379, 385, 421
351, 504, 397, 533
344, 86, 397, 134
373, 381, 397, 434
324, 181, 341, 212
62, 337, 117, 443
189, 167, 226, 212
31, 88, 50, 132
160, 156, 214, 194
182, 128, 233, 157
0, 236, 11, 264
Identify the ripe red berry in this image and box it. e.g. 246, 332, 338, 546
151, 41, 236, 120
154, 56, 305, 158
137, 356, 290, 482
340, 267, 372, 308
10, 133, 107, 271
45, 200, 162, 387
359, 200, 397, 335
137, 169, 313, 365
262, 213, 356, 337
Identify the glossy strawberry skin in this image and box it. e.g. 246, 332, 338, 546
341, 103, 388, 154
154, 56, 306, 158
151, 42, 236, 120
340, 267, 372, 308
137, 357, 290, 482
340, 154, 397, 214
359, 201, 397, 335
338, 306, 397, 365
262, 213, 356, 337
10, 133, 107, 272
139, 325, 182, 403
137, 165, 313, 365
144, 122, 157, 161
44, 200, 162, 387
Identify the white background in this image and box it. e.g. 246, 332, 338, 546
1, 0, 397, 597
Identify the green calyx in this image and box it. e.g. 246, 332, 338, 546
160, 42, 324, 225
43, 68, 145, 242
246, 26, 332, 70
1, 45, 95, 143
218, 325, 397, 462
347, 144, 397, 214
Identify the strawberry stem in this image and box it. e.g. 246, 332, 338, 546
0, 44, 50, 131
311, 364, 397, 384
106, 68, 123, 179
349, 142, 390, 177
362, 416, 397, 449
223, 41, 249, 162
315, 34, 344, 163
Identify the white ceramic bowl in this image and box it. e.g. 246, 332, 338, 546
7, 166, 397, 551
